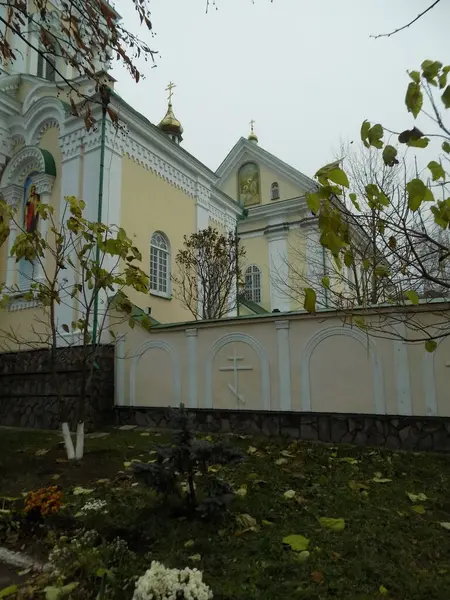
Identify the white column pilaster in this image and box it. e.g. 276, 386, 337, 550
276, 320, 292, 410
186, 328, 198, 408
115, 334, 126, 406
0, 184, 22, 289
267, 224, 290, 312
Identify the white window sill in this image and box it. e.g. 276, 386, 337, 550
7, 290, 40, 312
150, 290, 172, 300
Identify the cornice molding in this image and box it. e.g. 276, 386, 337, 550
31, 172, 55, 195
0, 183, 22, 207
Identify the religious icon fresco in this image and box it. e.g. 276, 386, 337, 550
23, 176, 40, 234
238, 162, 261, 206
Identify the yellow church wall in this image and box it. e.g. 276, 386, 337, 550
0, 306, 50, 351
287, 228, 306, 311
220, 161, 305, 207
120, 157, 196, 323
241, 235, 270, 311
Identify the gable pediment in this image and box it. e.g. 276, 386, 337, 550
216, 137, 317, 194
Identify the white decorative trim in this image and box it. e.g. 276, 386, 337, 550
31, 173, 55, 195
268, 228, 290, 312
0, 183, 22, 207
59, 129, 85, 161
276, 320, 292, 410
31, 118, 60, 146
423, 350, 437, 416
300, 326, 385, 414
115, 334, 126, 406
130, 339, 182, 407
0, 146, 55, 188
205, 332, 270, 410
8, 297, 40, 312
186, 328, 198, 408
392, 323, 412, 415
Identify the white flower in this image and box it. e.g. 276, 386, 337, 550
79, 499, 108, 515
133, 561, 213, 600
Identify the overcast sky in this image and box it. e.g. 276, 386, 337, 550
111, 0, 450, 178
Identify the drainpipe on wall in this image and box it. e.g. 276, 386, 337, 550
322, 244, 329, 308
92, 87, 110, 345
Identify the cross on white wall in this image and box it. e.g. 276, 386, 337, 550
219, 347, 253, 408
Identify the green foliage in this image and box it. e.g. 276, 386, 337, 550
41, 530, 142, 599
428, 161, 446, 181
405, 82, 423, 118
173, 226, 245, 320
361, 121, 384, 149
303, 287, 316, 313
132, 404, 244, 517
382, 145, 399, 166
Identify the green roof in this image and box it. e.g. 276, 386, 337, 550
40, 149, 56, 177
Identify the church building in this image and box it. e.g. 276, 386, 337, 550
0, 1, 326, 346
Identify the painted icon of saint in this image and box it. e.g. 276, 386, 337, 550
24, 184, 40, 234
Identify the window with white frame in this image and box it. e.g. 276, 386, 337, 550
244, 265, 261, 303
150, 232, 170, 295
271, 182, 280, 200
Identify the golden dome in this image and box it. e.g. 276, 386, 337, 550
248, 119, 258, 143
158, 102, 184, 138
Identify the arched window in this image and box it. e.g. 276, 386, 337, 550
271, 182, 280, 200
244, 265, 261, 303
19, 173, 40, 290
150, 232, 170, 296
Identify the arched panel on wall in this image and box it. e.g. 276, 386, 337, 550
21, 96, 66, 146
205, 332, 270, 410
238, 162, 261, 206
130, 340, 181, 406
300, 326, 385, 414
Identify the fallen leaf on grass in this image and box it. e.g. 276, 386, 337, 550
439, 522, 450, 530
118, 425, 137, 431
235, 513, 259, 535
280, 450, 294, 458
0, 585, 18, 598
406, 492, 427, 503
283, 534, 310, 552
379, 585, 389, 595
0, 509, 11, 515
318, 517, 345, 532
338, 457, 359, 465
55, 458, 67, 463
140, 432, 150, 437
72, 486, 94, 496
262, 520, 274, 526
50, 474, 60, 481
348, 480, 369, 492
293, 551, 310, 563
189, 554, 201, 562
96, 479, 110, 484
372, 476, 392, 483
283, 489, 296, 499
184, 540, 195, 548
411, 505, 426, 514
247, 446, 257, 455
35, 449, 49, 456
235, 485, 247, 497
311, 571, 324, 583
275, 458, 288, 466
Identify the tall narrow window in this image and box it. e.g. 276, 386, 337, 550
150, 232, 170, 295
271, 182, 280, 200
244, 265, 262, 303
36, 30, 57, 81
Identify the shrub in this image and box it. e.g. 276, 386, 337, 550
133, 561, 213, 600
37, 529, 146, 598
24, 486, 63, 519
132, 404, 243, 517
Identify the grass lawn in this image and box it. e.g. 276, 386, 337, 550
1, 426, 450, 599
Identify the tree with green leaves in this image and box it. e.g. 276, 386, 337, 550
304, 60, 450, 351
274, 140, 413, 311
0, 195, 149, 459
173, 226, 246, 321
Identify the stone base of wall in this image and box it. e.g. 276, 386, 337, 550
116, 407, 450, 452
0, 346, 115, 431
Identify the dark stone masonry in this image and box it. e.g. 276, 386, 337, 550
0, 346, 115, 431
116, 407, 450, 453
